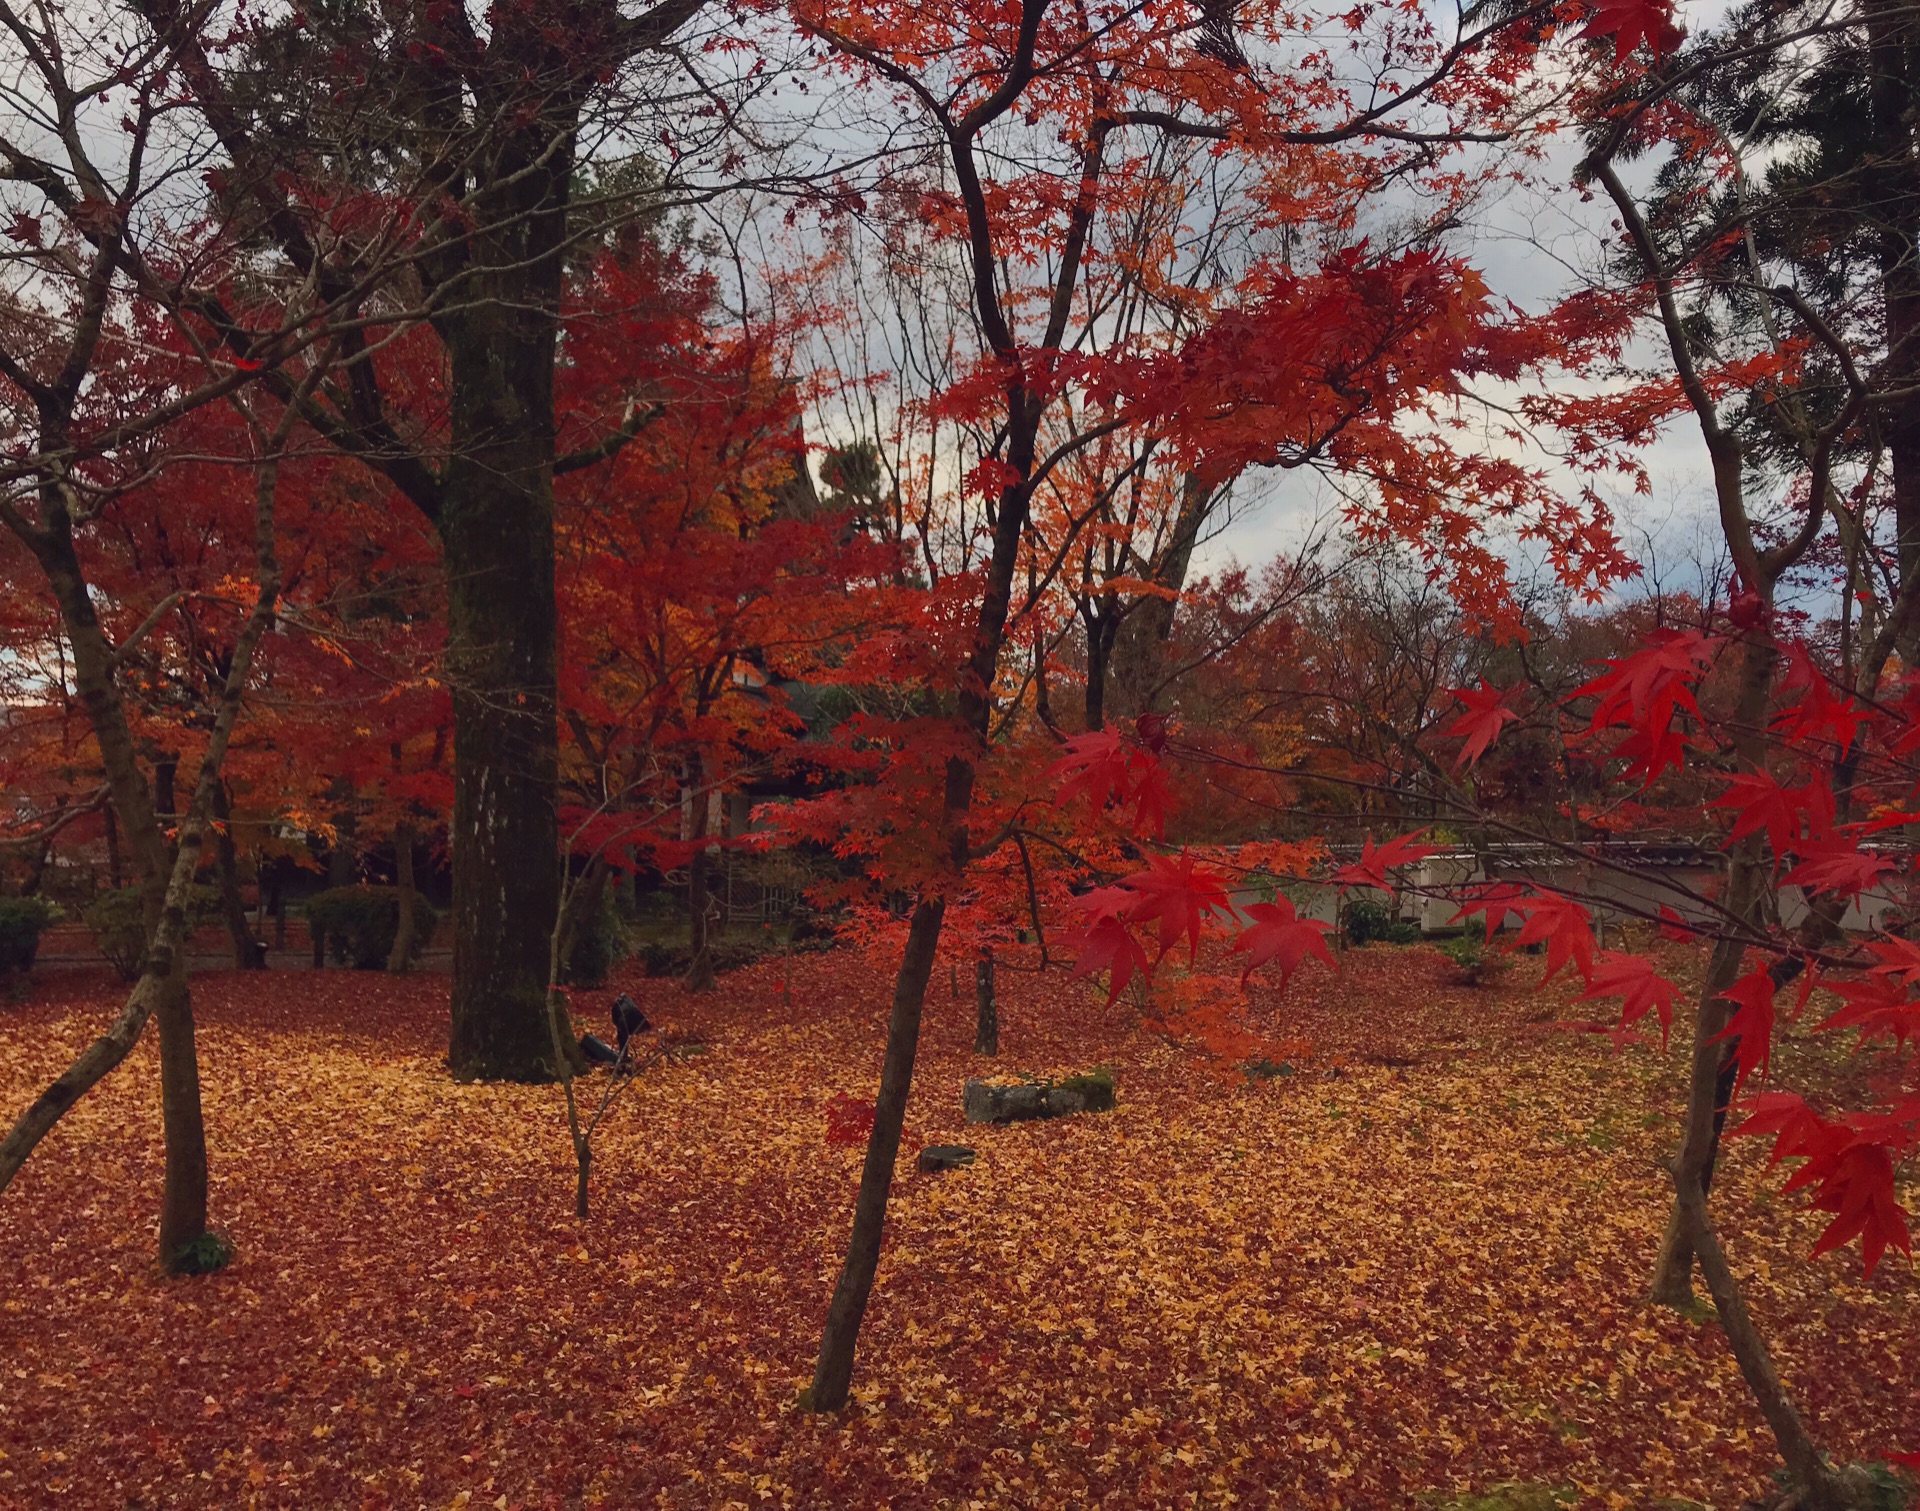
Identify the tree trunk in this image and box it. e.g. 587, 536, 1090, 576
1650, 631, 1778, 1304
211, 785, 264, 970
437, 123, 573, 1082
36, 552, 212, 1269
387, 821, 417, 974
1867, 0, 1920, 662
684, 759, 716, 993
1106, 471, 1215, 720
974, 946, 997, 1056
808, 898, 945, 1410
1083, 607, 1113, 731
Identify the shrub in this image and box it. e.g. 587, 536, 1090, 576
84, 886, 223, 981
636, 933, 780, 979
0, 896, 57, 974
563, 885, 631, 987
305, 885, 439, 970
1342, 897, 1421, 947
1436, 933, 1511, 987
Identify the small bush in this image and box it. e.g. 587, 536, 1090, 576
563, 885, 630, 987
636, 934, 781, 979
1437, 933, 1511, 986
305, 885, 439, 970
166, 1229, 233, 1276
1342, 897, 1421, 947
0, 896, 57, 973
85, 886, 222, 982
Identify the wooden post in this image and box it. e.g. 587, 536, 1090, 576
974, 947, 997, 1056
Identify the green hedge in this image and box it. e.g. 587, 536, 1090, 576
84, 886, 222, 981
0, 896, 57, 973
1342, 897, 1421, 947
305, 885, 440, 970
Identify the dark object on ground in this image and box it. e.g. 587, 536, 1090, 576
579, 1032, 621, 1065
916, 1144, 976, 1174
305, 885, 440, 970
611, 993, 650, 1054
964, 1074, 1115, 1123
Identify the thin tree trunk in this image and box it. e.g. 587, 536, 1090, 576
212, 785, 264, 969
387, 820, 417, 973
807, 898, 945, 1409
684, 760, 716, 994
1106, 471, 1215, 720
974, 946, 997, 1056
1651, 632, 1777, 1304
2, 418, 287, 1267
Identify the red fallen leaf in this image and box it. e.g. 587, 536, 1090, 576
1231, 897, 1334, 986
1332, 830, 1439, 890
824, 1091, 876, 1147
1444, 679, 1519, 770
1578, 0, 1685, 61
1889, 1450, 1920, 1469
453, 1384, 477, 1399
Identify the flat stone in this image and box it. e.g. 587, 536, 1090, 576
963, 1079, 1087, 1124
915, 1144, 976, 1174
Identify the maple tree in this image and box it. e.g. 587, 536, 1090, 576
127, 0, 731, 1080
776, 0, 1654, 1412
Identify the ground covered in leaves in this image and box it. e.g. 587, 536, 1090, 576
1, 939, 1914, 1510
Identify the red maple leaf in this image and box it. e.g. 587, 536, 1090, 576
1711, 969, 1778, 1095
1045, 728, 1168, 839
1508, 894, 1596, 984
1231, 897, 1334, 986
1816, 978, 1920, 1051
1656, 904, 1693, 942
1578, 949, 1679, 1046
1066, 911, 1152, 1004
1865, 934, 1920, 988
1448, 880, 1530, 943
1331, 830, 1439, 890
1115, 851, 1233, 964
1047, 728, 1132, 812
1579, 0, 1685, 60
1782, 837, 1896, 900
1806, 1143, 1911, 1275
1712, 771, 1833, 857
1444, 679, 1519, 770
